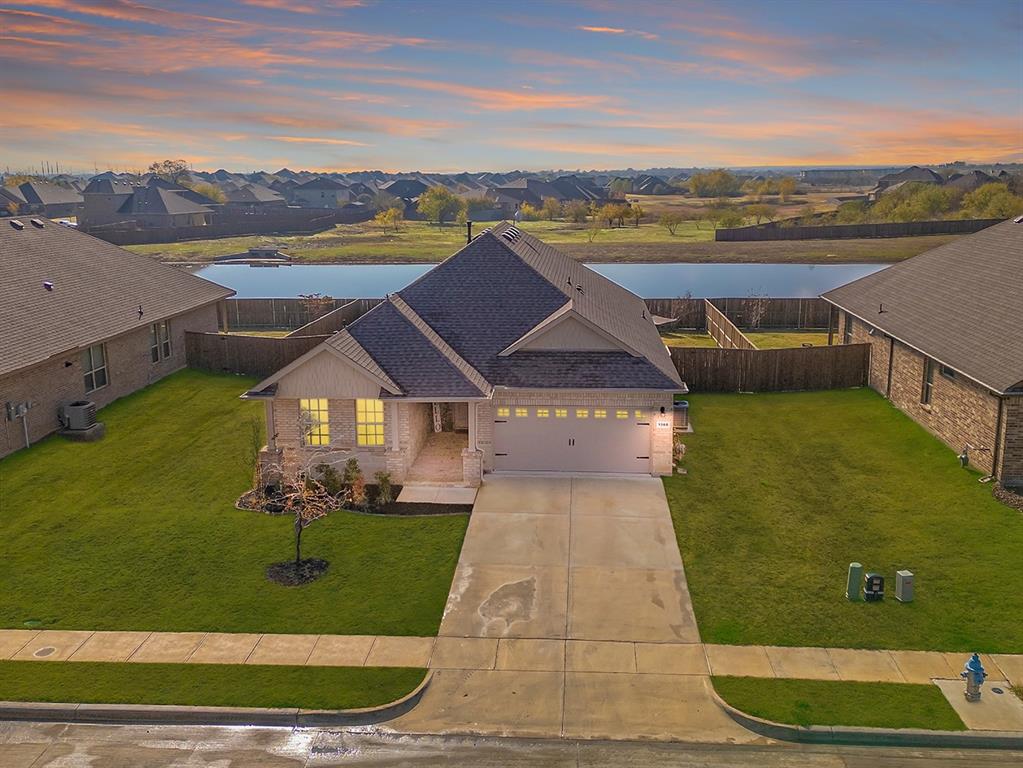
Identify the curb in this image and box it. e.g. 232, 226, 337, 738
0, 671, 431, 728
709, 684, 1023, 750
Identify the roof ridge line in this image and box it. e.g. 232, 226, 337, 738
388, 294, 493, 396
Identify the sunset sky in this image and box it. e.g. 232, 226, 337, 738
2, 0, 1021, 174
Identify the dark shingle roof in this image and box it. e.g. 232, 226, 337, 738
294, 176, 347, 191
0, 220, 233, 377
346, 302, 484, 397
117, 186, 211, 216
83, 178, 134, 195
254, 222, 682, 397
224, 183, 285, 204
823, 218, 1023, 393
396, 223, 681, 390
18, 180, 83, 206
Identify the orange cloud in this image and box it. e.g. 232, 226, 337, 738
578, 25, 657, 40
348, 75, 609, 111
267, 135, 371, 146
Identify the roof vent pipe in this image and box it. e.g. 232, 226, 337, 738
466, 220, 473, 244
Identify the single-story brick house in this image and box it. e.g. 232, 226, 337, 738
246, 223, 685, 486
0, 218, 232, 458
823, 217, 1023, 486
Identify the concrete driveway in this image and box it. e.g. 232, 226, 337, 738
391, 476, 757, 743
440, 476, 699, 643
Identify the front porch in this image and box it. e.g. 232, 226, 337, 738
406, 431, 468, 485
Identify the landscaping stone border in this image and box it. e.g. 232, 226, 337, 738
709, 683, 1023, 750
0, 670, 431, 728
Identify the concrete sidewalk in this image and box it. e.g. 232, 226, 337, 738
0, 629, 435, 668
7, 626, 1020, 689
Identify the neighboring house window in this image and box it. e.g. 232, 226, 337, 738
300, 398, 330, 446
555, 408, 567, 418
576, 409, 589, 419
496, 407, 510, 418
594, 409, 607, 419
921, 358, 935, 404
356, 398, 385, 447
82, 344, 108, 393
616, 409, 629, 419
150, 320, 171, 362
843, 313, 854, 344
536, 408, 549, 418
514, 407, 528, 418
939, 364, 957, 380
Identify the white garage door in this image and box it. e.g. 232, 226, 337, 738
493, 405, 651, 473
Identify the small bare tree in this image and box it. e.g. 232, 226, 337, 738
298, 292, 334, 323
742, 291, 771, 329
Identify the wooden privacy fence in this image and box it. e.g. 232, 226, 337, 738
644, 297, 830, 330
286, 298, 382, 337
186, 332, 329, 378
704, 299, 755, 350
224, 297, 381, 330
670, 343, 870, 393
715, 217, 1001, 242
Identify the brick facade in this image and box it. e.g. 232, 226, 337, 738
272, 397, 433, 483
0, 303, 220, 458
840, 311, 1015, 480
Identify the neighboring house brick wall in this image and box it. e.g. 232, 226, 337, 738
997, 396, 1023, 487
0, 302, 219, 459
840, 310, 1003, 477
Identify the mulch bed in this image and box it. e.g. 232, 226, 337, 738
994, 484, 1023, 513
238, 484, 472, 517
371, 500, 474, 516
266, 558, 329, 586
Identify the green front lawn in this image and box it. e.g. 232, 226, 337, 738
0, 661, 424, 710
713, 677, 965, 731
0, 370, 467, 635
666, 389, 1023, 652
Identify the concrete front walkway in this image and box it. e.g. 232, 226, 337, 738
390, 475, 752, 742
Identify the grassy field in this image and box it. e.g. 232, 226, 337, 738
0, 661, 424, 710
664, 389, 1023, 652
745, 330, 832, 349
713, 677, 965, 730
0, 370, 467, 636
124, 220, 957, 265
660, 331, 718, 348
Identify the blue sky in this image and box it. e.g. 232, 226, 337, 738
1, 0, 1020, 173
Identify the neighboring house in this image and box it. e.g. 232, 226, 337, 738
823, 218, 1023, 486
114, 186, 213, 228
379, 178, 429, 199
222, 183, 287, 208
16, 180, 84, 218
946, 170, 996, 192
0, 184, 28, 215
245, 223, 685, 487
292, 177, 349, 208
80, 177, 135, 227
0, 218, 232, 458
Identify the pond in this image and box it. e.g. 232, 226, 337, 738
193, 262, 890, 299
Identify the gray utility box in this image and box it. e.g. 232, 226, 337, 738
846, 562, 863, 601
896, 570, 914, 602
